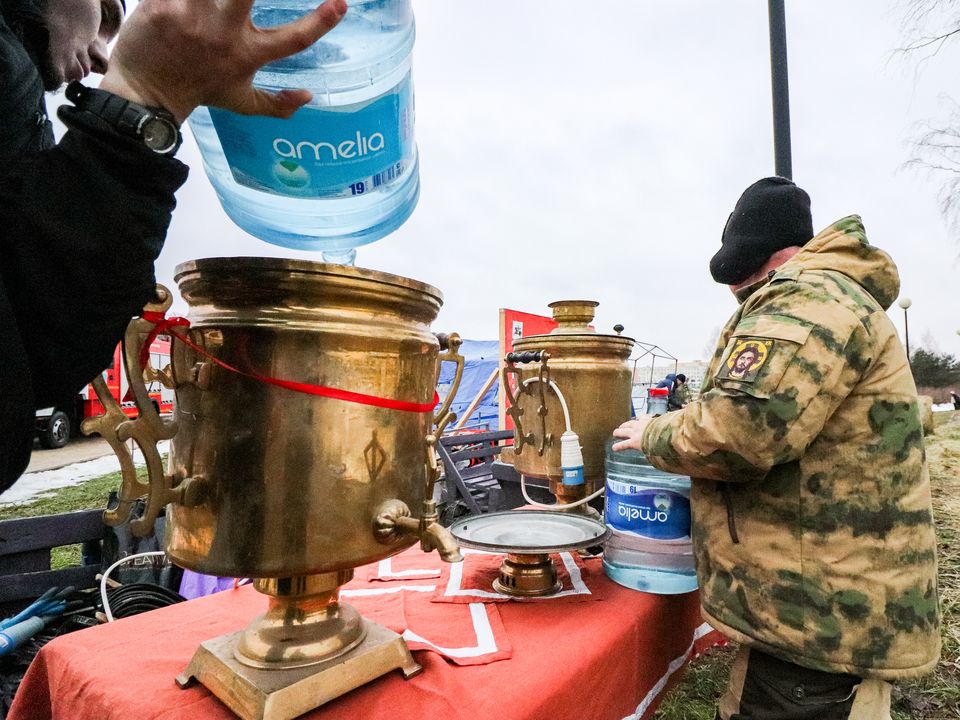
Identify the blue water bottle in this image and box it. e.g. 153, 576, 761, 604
188, 0, 419, 264
602, 438, 698, 594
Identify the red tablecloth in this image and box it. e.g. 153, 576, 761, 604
10, 547, 722, 720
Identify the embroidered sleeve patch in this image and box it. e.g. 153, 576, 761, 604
715, 338, 773, 383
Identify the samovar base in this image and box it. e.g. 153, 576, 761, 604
494, 553, 562, 597
235, 574, 365, 670
176, 619, 422, 720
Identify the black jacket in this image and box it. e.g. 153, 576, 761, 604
0, 0, 189, 491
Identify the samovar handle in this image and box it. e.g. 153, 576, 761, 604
501, 351, 551, 454
432, 332, 464, 435
81, 285, 185, 538
425, 331, 467, 500
372, 331, 468, 563
501, 362, 527, 452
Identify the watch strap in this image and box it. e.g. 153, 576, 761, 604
65, 81, 182, 155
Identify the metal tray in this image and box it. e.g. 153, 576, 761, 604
449, 511, 609, 554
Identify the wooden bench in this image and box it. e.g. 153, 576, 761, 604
490, 458, 552, 509
437, 430, 515, 516
0, 510, 104, 615
437, 430, 557, 518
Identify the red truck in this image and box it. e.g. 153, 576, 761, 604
34, 336, 174, 449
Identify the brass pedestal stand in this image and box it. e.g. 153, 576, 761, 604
176, 573, 421, 720
494, 552, 562, 596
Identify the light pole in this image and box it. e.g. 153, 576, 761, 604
897, 297, 912, 362
767, 0, 792, 179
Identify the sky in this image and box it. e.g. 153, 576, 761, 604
58, 1, 960, 362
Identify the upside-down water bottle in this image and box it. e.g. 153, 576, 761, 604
188, 0, 419, 264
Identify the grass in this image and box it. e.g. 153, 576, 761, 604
0, 463, 150, 569
654, 643, 737, 720
893, 410, 960, 719
653, 409, 960, 719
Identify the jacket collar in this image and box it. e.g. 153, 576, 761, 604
1, 0, 48, 65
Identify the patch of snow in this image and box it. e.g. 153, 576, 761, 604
933, 403, 956, 413
0, 441, 170, 506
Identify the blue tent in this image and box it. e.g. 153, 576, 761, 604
436, 339, 500, 430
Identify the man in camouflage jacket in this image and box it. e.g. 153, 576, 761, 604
614, 177, 939, 719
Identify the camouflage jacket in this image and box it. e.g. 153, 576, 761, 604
640, 216, 940, 679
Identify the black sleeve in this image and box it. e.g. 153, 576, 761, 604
0, 270, 35, 492
0, 104, 188, 491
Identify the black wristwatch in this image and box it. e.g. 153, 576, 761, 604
66, 81, 182, 156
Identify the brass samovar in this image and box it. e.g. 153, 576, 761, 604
502, 300, 634, 508
85, 258, 465, 720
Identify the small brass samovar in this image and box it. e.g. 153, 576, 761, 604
85, 258, 465, 720
502, 300, 634, 508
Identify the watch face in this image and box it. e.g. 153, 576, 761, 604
142, 117, 179, 154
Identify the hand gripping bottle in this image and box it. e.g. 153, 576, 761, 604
188, 0, 419, 264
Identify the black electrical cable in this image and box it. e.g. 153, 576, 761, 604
2, 585, 184, 713
104, 584, 185, 619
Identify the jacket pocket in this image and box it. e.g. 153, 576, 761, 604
744, 648, 859, 713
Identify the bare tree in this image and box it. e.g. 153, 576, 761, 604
906, 101, 960, 235
898, 1, 960, 237
898, 0, 960, 56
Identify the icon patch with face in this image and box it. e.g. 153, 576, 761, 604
716, 338, 772, 383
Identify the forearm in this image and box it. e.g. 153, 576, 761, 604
641, 394, 790, 482
0, 109, 188, 406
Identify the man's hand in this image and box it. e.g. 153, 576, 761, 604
611, 416, 655, 453
99, 0, 348, 124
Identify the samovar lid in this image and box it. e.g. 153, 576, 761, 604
173, 258, 446, 326
548, 300, 599, 333
174, 257, 442, 301
512, 299, 634, 355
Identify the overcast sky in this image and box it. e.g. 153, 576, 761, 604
70, 1, 960, 362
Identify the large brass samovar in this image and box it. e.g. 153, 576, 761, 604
503, 300, 634, 507
84, 258, 464, 720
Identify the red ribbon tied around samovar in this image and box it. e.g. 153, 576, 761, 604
139, 310, 439, 413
